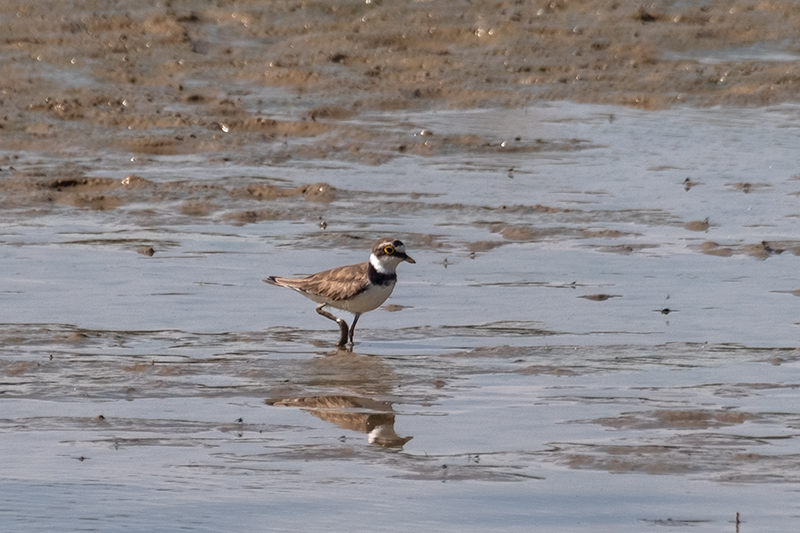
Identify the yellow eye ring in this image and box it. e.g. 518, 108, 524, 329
383, 245, 395, 255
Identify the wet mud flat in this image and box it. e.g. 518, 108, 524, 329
3, 1, 800, 532
4, 103, 800, 532
3, 0, 800, 165
3, 326, 800, 531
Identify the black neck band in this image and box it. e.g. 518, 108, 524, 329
368, 263, 397, 286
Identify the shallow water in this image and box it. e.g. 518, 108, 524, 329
3, 102, 800, 531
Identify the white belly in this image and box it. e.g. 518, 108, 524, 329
328, 282, 395, 314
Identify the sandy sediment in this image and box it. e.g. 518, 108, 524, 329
1, 0, 799, 158
1, 0, 798, 259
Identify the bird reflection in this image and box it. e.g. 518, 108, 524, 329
267, 394, 412, 448
266, 349, 412, 448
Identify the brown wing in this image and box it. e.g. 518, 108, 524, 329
270, 262, 369, 301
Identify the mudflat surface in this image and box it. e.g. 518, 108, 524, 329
3, 0, 800, 161
3, 2, 800, 532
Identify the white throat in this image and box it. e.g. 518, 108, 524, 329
370, 253, 394, 274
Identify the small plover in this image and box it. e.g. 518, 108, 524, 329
264, 238, 415, 346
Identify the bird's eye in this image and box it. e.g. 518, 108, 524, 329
383, 245, 395, 255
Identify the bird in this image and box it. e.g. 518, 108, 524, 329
263, 238, 415, 346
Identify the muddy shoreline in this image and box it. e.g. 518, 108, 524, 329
2, 0, 800, 160
4, 3, 800, 530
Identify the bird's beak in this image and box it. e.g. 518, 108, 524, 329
402, 253, 415, 264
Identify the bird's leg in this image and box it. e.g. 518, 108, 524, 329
348, 313, 362, 345
316, 304, 349, 346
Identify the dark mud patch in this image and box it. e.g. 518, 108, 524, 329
239, 182, 337, 203
399, 134, 592, 158
640, 518, 713, 527
57, 237, 180, 253
492, 224, 575, 242
435, 321, 561, 339
552, 428, 800, 482
515, 365, 579, 377
391, 460, 544, 482
592, 409, 756, 430
0, 169, 344, 224
593, 243, 661, 255
579, 294, 622, 301
581, 229, 631, 239
698, 240, 800, 259
178, 200, 216, 217
221, 209, 298, 225
684, 219, 710, 232
727, 182, 772, 194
